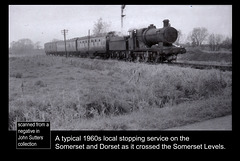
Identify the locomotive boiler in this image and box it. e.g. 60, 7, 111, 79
138, 19, 178, 47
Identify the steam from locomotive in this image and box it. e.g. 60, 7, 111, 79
44, 19, 186, 62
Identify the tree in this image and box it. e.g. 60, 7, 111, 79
175, 30, 182, 45
92, 18, 110, 36
208, 34, 216, 51
215, 34, 223, 51
208, 33, 224, 51
10, 38, 34, 50
10, 38, 34, 54
221, 37, 232, 50
34, 41, 42, 49
189, 27, 208, 46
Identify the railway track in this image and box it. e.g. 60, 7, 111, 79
47, 54, 232, 71
166, 62, 232, 71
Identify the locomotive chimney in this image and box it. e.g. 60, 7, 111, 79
163, 19, 169, 27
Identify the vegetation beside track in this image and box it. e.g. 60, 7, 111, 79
9, 54, 232, 130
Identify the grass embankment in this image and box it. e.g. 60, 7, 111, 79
177, 47, 232, 65
9, 55, 232, 130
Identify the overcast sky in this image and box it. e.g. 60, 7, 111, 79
9, 5, 232, 47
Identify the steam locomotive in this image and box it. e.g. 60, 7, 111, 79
44, 19, 186, 62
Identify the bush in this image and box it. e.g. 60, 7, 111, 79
9, 108, 25, 130
15, 72, 22, 78
34, 80, 47, 87
124, 65, 231, 108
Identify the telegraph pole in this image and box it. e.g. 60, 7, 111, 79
61, 29, 68, 58
88, 29, 90, 52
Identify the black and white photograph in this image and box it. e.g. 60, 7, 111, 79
9, 5, 232, 131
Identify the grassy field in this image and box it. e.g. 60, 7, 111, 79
9, 54, 232, 130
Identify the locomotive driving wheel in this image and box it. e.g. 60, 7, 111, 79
143, 51, 149, 62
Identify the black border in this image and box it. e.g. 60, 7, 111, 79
5, 1, 236, 155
